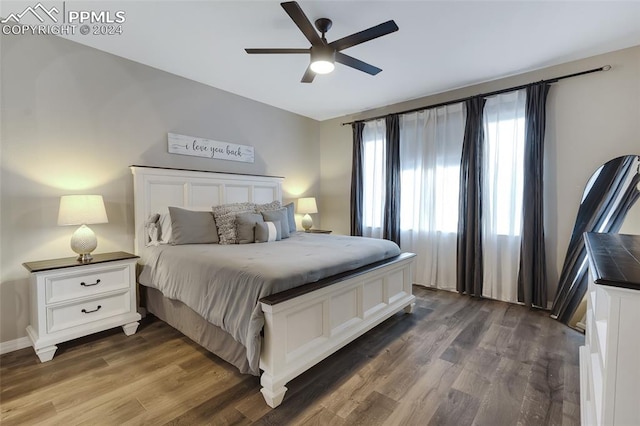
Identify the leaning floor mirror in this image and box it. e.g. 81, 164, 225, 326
551, 154, 640, 327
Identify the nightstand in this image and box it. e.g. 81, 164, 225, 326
306, 229, 332, 234
23, 251, 141, 362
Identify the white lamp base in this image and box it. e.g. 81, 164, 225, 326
302, 214, 313, 231
70, 224, 97, 262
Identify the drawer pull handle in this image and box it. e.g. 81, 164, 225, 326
80, 279, 101, 287
81, 305, 102, 314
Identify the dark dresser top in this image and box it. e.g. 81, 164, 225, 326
584, 233, 640, 290
23, 251, 139, 273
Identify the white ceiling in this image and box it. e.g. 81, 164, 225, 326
4, 1, 640, 121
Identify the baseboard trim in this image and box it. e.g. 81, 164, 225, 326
0, 336, 31, 355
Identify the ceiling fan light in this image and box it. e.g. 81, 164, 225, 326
310, 60, 335, 74
310, 45, 336, 74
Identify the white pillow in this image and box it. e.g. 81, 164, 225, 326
158, 213, 172, 244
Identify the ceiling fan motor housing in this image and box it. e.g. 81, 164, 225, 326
315, 18, 333, 35
310, 45, 335, 62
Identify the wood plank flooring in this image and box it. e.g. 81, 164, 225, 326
0, 286, 584, 425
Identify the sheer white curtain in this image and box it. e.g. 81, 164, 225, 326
362, 119, 386, 238
399, 103, 465, 290
481, 89, 526, 302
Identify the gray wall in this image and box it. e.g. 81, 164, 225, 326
0, 34, 320, 343
318, 45, 640, 303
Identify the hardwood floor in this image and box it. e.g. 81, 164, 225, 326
0, 286, 584, 425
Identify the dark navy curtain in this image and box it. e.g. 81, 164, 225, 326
517, 83, 551, 308
350, 121, 365, 236
383, 114, 401, 245
457, 97, 486, 297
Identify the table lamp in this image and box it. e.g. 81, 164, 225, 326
297, 197, 318, 231
58, 195, 108, 262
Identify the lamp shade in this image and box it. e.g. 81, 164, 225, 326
297, 197, 318, 214
58, 195, 108, 226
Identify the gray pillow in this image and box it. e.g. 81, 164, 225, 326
283, 202, 297, 232
236, 213, 264, 244
255, 221, 281, 243
168, 207, 218, 245
261, 208, 290, 239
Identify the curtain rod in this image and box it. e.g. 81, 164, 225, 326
341, 65, 611, 126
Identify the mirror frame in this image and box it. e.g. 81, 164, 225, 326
551, 154, 640, 324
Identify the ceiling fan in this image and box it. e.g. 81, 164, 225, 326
245, 1, 399, 83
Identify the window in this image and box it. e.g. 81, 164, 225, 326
361, 119, 386, 237
483, 91, 526, 236
361, 97, 525, 238
399, 105, 465, 235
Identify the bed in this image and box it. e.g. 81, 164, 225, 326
131, 165, 416, 407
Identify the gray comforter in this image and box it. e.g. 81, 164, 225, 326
138, 232, 401, 374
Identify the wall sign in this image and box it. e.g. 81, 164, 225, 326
167, 133, 255, 163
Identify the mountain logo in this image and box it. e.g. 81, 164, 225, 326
1, 2, 60, 24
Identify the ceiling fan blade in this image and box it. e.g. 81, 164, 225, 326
329, 20, 399, 51
335, 52, 382, 75
281, 1, 324, 46
301, 66, 315, 83
245, 48, 309, 54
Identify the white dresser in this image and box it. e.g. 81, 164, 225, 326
23, 252, 141, 362
580, 233, 640, 426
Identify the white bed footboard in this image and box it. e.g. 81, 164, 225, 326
258, 253, 416, 408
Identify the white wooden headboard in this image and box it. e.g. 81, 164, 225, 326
130, 166, 283, 258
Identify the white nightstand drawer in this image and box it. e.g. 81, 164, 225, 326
45, 265, 131, 304
47, 291, 131, 333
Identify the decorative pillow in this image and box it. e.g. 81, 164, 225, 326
255, 200, 281, 213
255, 221, 281, 243
283, 202, 297, 233
261, 208, 290, 239
236, 213, 264, 244
212, 202, 256, 244
168, 207, 219, 245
